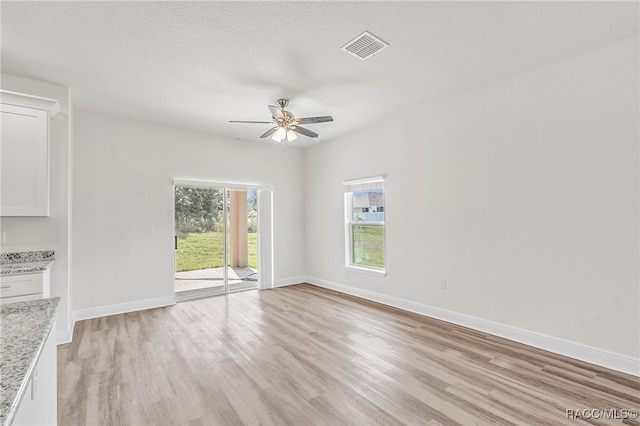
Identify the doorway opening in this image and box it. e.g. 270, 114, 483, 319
173, 181, 269, 301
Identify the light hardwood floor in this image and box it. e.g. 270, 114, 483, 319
58, 284, 639, 425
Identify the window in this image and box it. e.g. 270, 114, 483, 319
344, 176, 385, 274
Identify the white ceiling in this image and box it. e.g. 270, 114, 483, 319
2, 1, 638, 147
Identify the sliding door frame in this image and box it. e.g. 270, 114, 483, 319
172, 179, 274, 301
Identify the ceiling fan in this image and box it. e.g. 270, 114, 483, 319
229, 99, 333, 143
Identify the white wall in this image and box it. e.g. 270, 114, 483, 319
4, 35, 636, 374
0, 74, 73, 343
304, 36, 639, 366
72, 111, 305, 313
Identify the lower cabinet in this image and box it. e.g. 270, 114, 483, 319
0, 270, 50, 305
12, 321, 57, 426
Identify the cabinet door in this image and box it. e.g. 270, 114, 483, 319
12, 322, 57, 426
0, 103, 49, 216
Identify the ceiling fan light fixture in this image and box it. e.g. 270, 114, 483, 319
272, 126, 286, 142
230, 99, 333, 143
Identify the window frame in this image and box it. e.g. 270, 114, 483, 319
343, 176, 387, 276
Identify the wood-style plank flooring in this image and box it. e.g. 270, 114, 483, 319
58, 284, 640, 425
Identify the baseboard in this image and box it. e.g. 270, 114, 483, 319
305, 276, 640, 377
73, 296, 176, 323
56, 328, 73, 345
273, 276, 306, 288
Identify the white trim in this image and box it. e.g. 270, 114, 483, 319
343, 180, 384, 192
343, 264, 387, 277
273, 276, 306, 288
344, 192, 351, 267
342, 175, 385, 186
56, 328, 73, 345
258, 190, 274, 290
222, 189, 229, 293
73, 296, 175, 322
173, 178, 273, 191
172, 183, 177, 295
305, 276, 640, 377
0, 90, 61, 116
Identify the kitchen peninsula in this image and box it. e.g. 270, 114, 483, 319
0, 298, 59, 426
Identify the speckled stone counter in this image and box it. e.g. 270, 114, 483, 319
0, 251, 55, 276
0, 297, 59, 426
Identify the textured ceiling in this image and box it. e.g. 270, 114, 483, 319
1, 1, 638, 147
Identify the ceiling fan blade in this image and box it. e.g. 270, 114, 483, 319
259, 127, 279, 138
229, 120, 273, 124
295, 116, 334, 124
268, 105, 285, 120
291, 126, 318, 139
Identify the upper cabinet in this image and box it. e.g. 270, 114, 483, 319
1, 90, 60, 217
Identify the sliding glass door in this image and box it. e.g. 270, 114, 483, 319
227, 188, 259, 292
174, 184, 259, 301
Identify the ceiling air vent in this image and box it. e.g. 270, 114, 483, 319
341, 31, 389, 60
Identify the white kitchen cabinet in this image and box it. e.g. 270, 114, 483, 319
11, 320, 58, 426
0, 91, 59, 217
0, 270, 50, 305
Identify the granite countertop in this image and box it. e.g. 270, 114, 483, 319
0, 297, 60, 426
0, 261, 54, 276
0, 251, 55, 276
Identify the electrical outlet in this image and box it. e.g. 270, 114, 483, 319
147, 226, 156, 236
440, 279, 447, 290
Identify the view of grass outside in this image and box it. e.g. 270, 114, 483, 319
174, 186, 258, 273
175, 232, 258, 272
352, 225, 384, 268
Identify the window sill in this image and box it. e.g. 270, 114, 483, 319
343, 265, 387, 277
